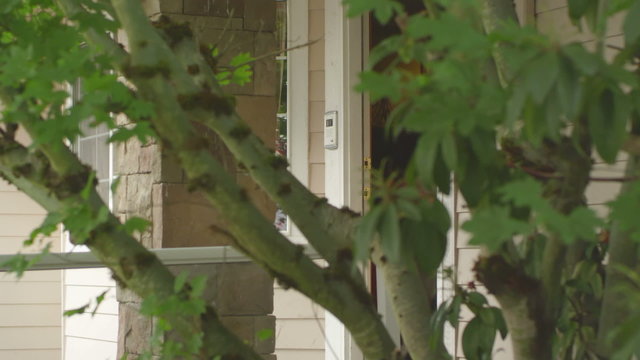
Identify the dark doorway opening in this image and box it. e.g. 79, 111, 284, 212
366, 3, 429, 358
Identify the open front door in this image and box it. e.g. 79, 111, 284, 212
363, 0, 431, 354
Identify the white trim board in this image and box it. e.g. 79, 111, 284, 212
0, 245, 322, 272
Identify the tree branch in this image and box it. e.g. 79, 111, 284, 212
372, 243, 447, 360
478, 0, 519, 84
121, 5, 357, 266
173, 26, 358, 266
475, 255, 546, 360
67, 0, 399, 357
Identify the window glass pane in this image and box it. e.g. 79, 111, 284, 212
274, 0, 288, 231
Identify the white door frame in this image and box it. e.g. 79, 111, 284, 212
324, 1, 404, 358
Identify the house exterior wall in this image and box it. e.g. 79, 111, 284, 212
0, 131, 62, 360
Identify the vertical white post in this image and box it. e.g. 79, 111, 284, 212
324, 0, 364, 359
288, 0, 309, 189
286, 0, 310, 244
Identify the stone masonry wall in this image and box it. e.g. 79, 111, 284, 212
115, 0, 278, 358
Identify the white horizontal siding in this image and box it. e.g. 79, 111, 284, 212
277, 349, 325, 360
0, 304, 61, 327
0, 179, 15, 192
0, 168, 62, 358
0, 269, 61, 282
0, 281, 61, 304
64, 286, 118, 315
63, 267, 118, 360
64, 313, 118, 343
64, 268, 114, 287
274, 282, 325, 359
276, 318, 326, 350
0, 327, 61, 349
0, 192, 48, 215
0, 214, 55, 238
64, 336, 117, 360
0, 349, 61, 360
0, 236, 61, 254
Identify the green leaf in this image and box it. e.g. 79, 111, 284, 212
29, 211, 64, 242
231, 65, 253, 86
415, 135, 439, 185
229, 52, 254, 67
433, 149, 451, 194
396, 199, 421, 220
378, 204, 402, 262
441, 133, 457, 171
355, 206, 384, 261
609, 182, 640, 242
0, 254, 29, 278
110, 176, 122, 194
589, 88, 629, 163
609, 313, 640, 360
92, 290, 110, 316
64, 304, 89, 317
556, 56, 582, 120
216, 71, 231, 86
447, 295, 462, 327
524, 52, 559, 104
257, 328, 274, 341
499, 177, 545, 209
80, 171, 96, 200
568, 0, 593, 21
463, 207, 532, 252
402, 217, 446, 275
123, 217, 151, 235
565, 207, 602, 242
190, 275, 207, 297
343, 0, 402, 24
356, 71, 402, 102
174, 272, 189, 293
467, 292, 488, 309
490, 307, 508, 339
462, 317, 496, 360
227, 54, 254, 86
624, 1, 640, 45
562, 43, 600, 75
506, 82, 527, 126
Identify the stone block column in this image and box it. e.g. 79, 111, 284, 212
114, 0, 279, 358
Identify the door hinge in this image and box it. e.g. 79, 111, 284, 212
363, 186, 371, 200
363, 157, 372, 170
